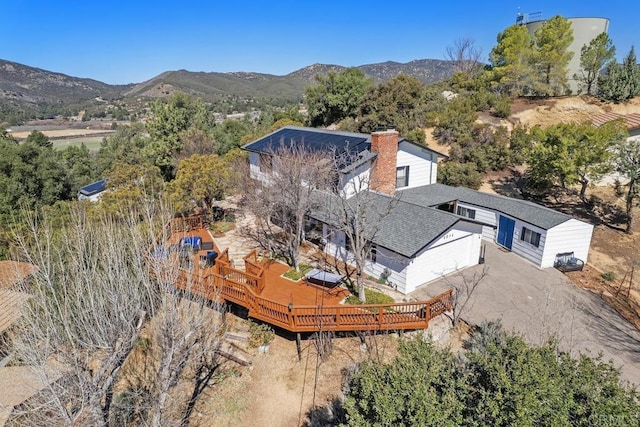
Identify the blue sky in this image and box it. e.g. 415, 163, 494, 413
1, 1, 638, 85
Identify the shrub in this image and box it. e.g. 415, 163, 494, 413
491, 94, 512, 118
438, 161, 483, 189
249, 322, 275, 347
601, 271, 616, 281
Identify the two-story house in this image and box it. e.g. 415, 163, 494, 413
243, 126, 594, 294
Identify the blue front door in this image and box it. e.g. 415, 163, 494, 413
497, 215, 515, 250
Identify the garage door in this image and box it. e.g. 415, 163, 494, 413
411, 235, 477, 285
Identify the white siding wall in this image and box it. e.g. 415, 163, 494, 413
340, 163, 372, 199
405, 221, 482, 293
322, 225, 410, 292
78, 192, 104, 202
396, 142, 438, 189
455, 202, 497, 241
540, 219, 594, 268
510, 219, 547, 267
364, 246, 409, 293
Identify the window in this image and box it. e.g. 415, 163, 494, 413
520, 227, 541, 247
396, 166, 409, 188
456, 206, 476, 219
259, 153, 272, 170
367, 245, 377, 263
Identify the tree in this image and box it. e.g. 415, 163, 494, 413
577, 32, 616, 95
445, 37, 484, 78
10, 205, 224, 426
100, 162, 164, 216
145, 93, 214, 178
432, 96, 478, 145
625, 46, 640, 98
165, 153, 230, 215
437, 161, 483, 189
242, 142, 334, 271
598, 47, 640, 102
340, 323, 640, 426
532, 15, 574, 95
315, 159, 399, 302
528, 122, 627, 202
489, 25, 536, 96
464, 321, 640, 426
342, 337, 466, 426
0, 136, 71, 216
357, 75, 430, 135
60, 144, 97, 194
25, 130, 52, 148
614, 137, 640, 233
305, 68, 373, 127
96, 123, 149, 175
211, 117, 254, 155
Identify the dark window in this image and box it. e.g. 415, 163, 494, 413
456, 206, 476, 219
259, 153, 272, 170
521, 227, 541, 248
396, 166, 409, 188
367, 245, 377, 263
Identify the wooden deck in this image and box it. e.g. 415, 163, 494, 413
165, 217, 453, 333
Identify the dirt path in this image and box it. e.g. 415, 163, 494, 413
194, 325, 399, 427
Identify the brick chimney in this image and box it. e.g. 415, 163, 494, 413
370, 129, 399, 195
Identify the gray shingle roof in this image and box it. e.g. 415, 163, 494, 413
309, 191, 473, 258
399, 184, 573, 230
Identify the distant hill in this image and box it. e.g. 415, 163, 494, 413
125, 59, 456, 103
0, 58, 457, 123
0, 59, 129, 105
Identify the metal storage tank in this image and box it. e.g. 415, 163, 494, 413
517, 14, 610, 94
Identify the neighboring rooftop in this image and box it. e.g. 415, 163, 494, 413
591, 112, 640, 130
78, 179, 107, 197
0, 261, 36, 334
0, 261, 37, 289
399, 184, 572, 230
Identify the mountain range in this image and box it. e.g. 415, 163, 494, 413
0, 58, 457, 121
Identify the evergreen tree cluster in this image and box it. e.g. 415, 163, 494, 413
337, 322, 640, 426
598, 47, 640, 102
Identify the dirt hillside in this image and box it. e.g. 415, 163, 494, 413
505, 96, 640, 128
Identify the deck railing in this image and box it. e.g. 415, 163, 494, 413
177, 267, 453, 333
167, 216, 453, 333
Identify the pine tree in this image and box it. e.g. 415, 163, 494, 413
598, 46, 640, 102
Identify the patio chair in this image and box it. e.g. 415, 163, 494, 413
554, 252, 584, 272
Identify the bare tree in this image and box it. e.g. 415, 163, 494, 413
242, 141, 334, 271
443, 266, 488, 327
445, 37, 484, 76
9, 203, 224, 426
318, 166, 399, 302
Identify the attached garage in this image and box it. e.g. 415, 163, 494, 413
404, 221, 482, 293
311, 192, 484, 294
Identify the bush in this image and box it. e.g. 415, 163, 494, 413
249, 322, 275, 347
491, 94, 512, 118
438, 161, 483, 189
601, 271, 616, 281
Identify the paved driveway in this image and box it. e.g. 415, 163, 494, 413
409, 243, 640, 386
